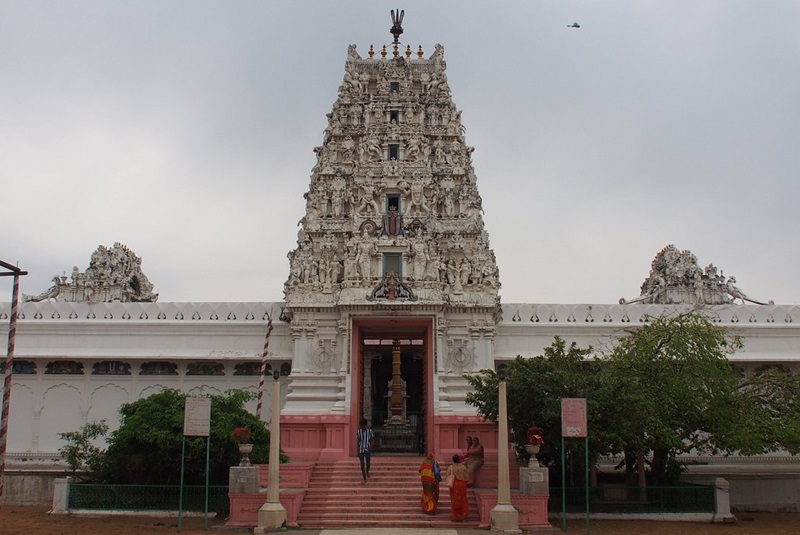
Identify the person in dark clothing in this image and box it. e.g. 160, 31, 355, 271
356, 418, 373, 483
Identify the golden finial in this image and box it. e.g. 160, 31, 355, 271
417, 45, 424, 59
381, 45, 387, 59
369, 44, 375, 59
405, 45, 412, 59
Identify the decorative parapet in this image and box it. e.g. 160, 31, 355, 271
496, 303, 800, 367
0, 301, 285, 324
499, 303, 798, 327
4, 300, 796, 329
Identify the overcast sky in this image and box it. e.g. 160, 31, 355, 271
2, 1, 799, 306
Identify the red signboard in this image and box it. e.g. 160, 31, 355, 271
561, 398, 587, 438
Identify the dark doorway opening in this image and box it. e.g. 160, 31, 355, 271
362, 336, 426, 454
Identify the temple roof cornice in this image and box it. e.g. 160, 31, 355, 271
500, 303, 799, 328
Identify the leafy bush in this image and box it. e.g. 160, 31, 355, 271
93, 389, 279, 485
58, 420, 110, 480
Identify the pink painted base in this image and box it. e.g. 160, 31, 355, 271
227, 463, 314, 527
474, 491, 551, 530
280, 414, 351, 461
280, 413, 511, 463
227, 490, 305, 528
258, 462, 314, 488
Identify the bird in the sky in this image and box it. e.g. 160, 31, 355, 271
568, 22, 580, 28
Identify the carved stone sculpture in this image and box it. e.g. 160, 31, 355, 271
620, 245, 773, 306
409, 237, 430, 281
355, 229, 378, 280
405, 173, 430, 217
23, 243, 158, 303
283, 43, 499, 308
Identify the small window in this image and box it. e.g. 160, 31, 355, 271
389, 110, 399, 123
386, 194, 401, 213
388, 144, 399, 160
383, 253, 402, 277
390, 82, 400, 92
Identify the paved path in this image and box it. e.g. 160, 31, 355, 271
318, 530, 480, 535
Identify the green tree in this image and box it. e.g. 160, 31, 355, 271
466, 311, 800, 490
465, 337, 601, 482
602, 311, 744, 486
97, 389, 275, 485
733, 365, 800, 455
58, 420, 109, 479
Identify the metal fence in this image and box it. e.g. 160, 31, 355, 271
550, 485, 715, 514
68, 483, 230, 516
66, 483, 712, 517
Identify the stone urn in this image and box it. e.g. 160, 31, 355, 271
238, 443, 254, 466
525, 443, 541, 467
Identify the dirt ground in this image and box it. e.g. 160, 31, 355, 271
1, 506, 799, 534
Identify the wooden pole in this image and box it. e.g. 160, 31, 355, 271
0, 261, 26, 508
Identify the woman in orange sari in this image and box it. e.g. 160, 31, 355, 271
446, 454, 469, 521
419, 453, 441, 513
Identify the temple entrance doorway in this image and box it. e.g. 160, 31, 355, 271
357, 322, 431, 455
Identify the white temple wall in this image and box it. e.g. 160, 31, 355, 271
1, 300, 798, 462
497, 303, 800, 370
8, 383, 35, 451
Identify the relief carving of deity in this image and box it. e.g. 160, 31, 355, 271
409, 237, 430, 281
361, 136, 382, 162
405, 135, 421, 161
329, 178, 347, 218
352, 183, 381, 217
405, 173, 430, 216
355, 228, 378, 280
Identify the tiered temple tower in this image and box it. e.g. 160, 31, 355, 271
279, 28, 502, 460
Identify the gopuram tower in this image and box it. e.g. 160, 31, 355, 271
280, 14, 501, 461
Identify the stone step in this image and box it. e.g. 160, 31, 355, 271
296, 518, 480, 529
295, 455, 481, 528
301, 491, 472, 505
297, 506, 480, 527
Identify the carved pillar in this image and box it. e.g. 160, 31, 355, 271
288, 318, 317, 374
337, 318, 349, 375
470, 320, 496, 371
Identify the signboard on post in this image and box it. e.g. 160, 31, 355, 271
183, 396, 211, 436
180, 397, 212, 530
561, 397, 587, 438
560, 397, 589, 532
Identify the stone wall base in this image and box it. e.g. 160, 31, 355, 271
227, 490, 304, 528
474, 491, 551, 530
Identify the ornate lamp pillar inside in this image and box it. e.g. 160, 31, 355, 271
490, 364, 520, 532
388, 339, 404, 423
256, 370, 286, 531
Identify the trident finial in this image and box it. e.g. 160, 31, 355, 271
390, 9, 404, 46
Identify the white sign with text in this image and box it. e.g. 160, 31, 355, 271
183, 397, 211, 437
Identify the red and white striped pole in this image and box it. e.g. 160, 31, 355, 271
0, 261, 27, 508
256, 313, 274, 421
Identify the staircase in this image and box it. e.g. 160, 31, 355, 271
296, 456, 481, 528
